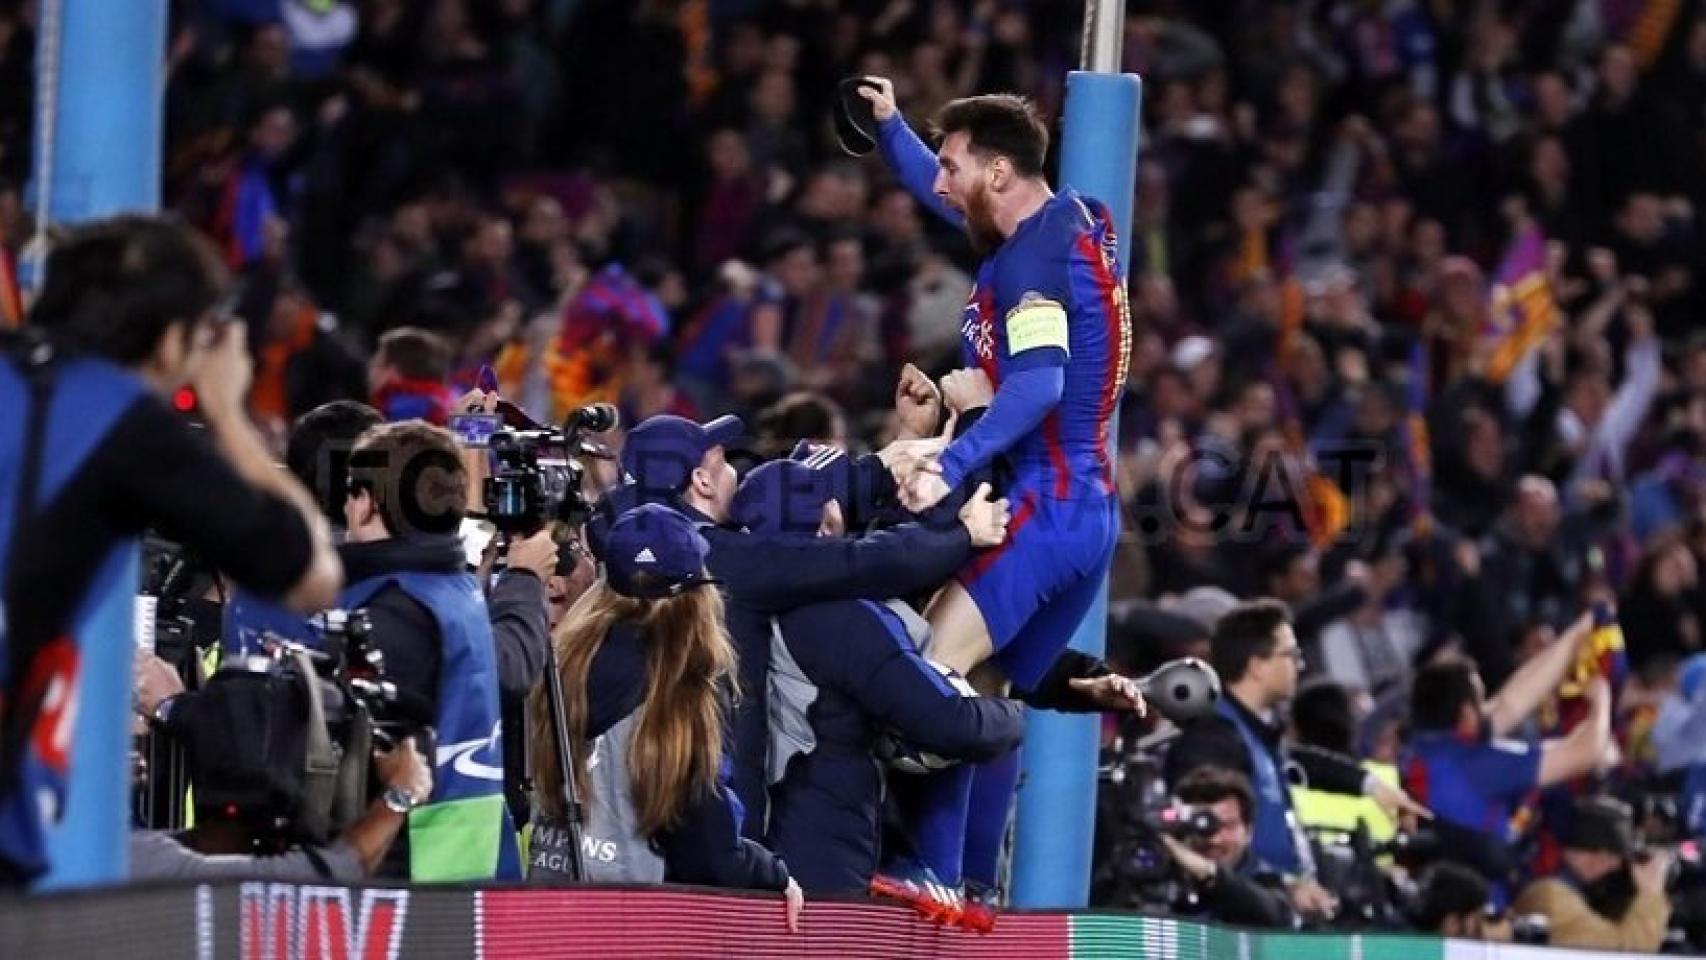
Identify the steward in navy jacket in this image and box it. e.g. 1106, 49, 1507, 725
766, 598, 1023, 894
583, 619, 788, 889
592, 458, 976, 839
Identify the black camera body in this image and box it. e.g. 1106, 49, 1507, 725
1092, 725, 1219, 912
171, 607, 408, 846
482, 403, 617, 534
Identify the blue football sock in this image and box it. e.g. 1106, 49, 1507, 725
895, 762, 974, 886
963, 747, 1022, 890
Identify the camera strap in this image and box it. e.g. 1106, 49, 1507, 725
289, 647, 341, 844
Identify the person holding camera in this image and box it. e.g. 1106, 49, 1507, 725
1157, 767, 1296, 929
1512, 796, 1673, 952
337, 420, 517, 880
1166, 601, 1429, 921
129, 706, 432, 883
527, 504, 804, 932
0, 216, 343, 886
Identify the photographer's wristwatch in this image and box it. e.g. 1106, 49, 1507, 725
382, 786, 421, 815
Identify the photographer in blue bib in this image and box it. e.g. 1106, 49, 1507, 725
0, 216, 343, 887
527, 503, 804, 933
1166, 600, 1432, 923
211, 417, 523, 881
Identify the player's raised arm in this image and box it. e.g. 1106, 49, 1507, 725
860, 77, 966, 229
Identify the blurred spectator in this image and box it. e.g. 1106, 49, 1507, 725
1402, 618, 1612, 900
1512, 796, 1673, 952
369, 326, 454, 424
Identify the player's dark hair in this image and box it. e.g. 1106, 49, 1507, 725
1411, 660, 1481, 732
1209, 599, 1291, 685
287, 401, 385, 525
1175, 766, 1255, 827
28, 215, 230, 364
933, 95, 1049, 177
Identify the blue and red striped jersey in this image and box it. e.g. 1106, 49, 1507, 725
957, 188, 1131, 499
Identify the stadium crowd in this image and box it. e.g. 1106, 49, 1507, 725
1, 0, 1706, 952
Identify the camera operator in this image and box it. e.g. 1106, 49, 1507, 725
1513, 796, 1673, 951
1401, 612, 1611, 900
0, 216, 342, 886
527, 504, 804, 932
1166, 601, 1428, 920
132, 649, 430, 880
1158, 767, 1296, 928
337, 420, 516, 880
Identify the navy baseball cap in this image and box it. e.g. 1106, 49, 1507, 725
603, 503, 720, 600
729, 443, 855, 536
620, 414, 744, 498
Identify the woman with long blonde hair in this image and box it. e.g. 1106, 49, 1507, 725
527, 503, 801, 929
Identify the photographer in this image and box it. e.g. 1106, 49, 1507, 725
133, 649, 430, 881
1513, 796, 1672, 952
527, 504, 804, 932
0, 216, 342, 886
338, 421, 515, 880
1412, 863, 1498, 939
1159, 767, 1296, 928
1166, 601, 1427, 919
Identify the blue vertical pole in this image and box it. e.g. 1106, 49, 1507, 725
30, 0, 168, 890
1010, 69, 1142, 908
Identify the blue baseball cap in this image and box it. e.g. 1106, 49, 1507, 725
620, 414, 745, 498
603, 503, 720, 600
729, 443, 856, 536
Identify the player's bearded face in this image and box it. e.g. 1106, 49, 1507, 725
963, 178, 1003, 254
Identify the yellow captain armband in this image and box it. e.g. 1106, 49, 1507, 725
1005, 296, 1069, 356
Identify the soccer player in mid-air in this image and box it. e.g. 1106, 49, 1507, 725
857, 77, 1133, 925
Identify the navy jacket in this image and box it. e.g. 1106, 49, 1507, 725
766, 598, 1024, 894
586, 621, 789, 891
681, 504, 974, 839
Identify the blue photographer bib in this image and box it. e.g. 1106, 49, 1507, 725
0, 358, 145, 886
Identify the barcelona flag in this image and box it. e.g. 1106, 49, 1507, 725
1546, 601, 1629, 738
1482, 224, 1560, 384
1272, 278, 1350, 548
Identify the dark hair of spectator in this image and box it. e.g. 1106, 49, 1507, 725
933, 94, 1049, 177
1412, 862, 1492, 932
755, 391, 846, 459
1209, 599, 1291, 685
1292, 680, 1356, 754
1410, 660, 1481, 732
1259, 541, 1312, 587
286, 400, 385, 526
348, 420, 467, 536
1175, 766, 1255, 827
27, 215, 230, 364
376, 326, 452, 381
